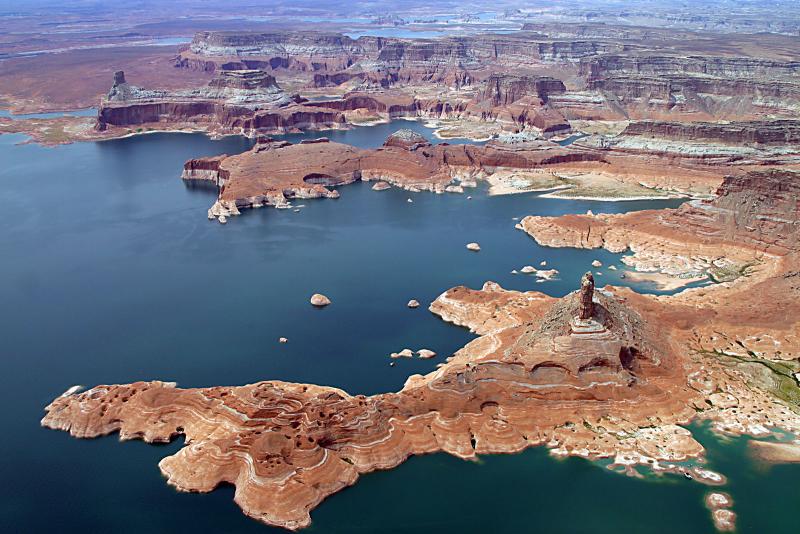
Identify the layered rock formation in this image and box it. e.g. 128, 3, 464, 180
177, 31, 367, 73
521, 169, 800, 283
578, 53, 800, 120
80, 25, 800, 144
171, 29, 800, 125
96, 70, 342, 134
579, 54, 800, 81
183, 131, 605, 220
478, 75, 566, 107
177, 113, 800, 222
39, 277, 701, 530
468, 74, 571, 135
7, 22, 800, 147
96, 72, 571, 140
556, 118, 800, 197
175, 31, 593, 85
619, 120, 800, 146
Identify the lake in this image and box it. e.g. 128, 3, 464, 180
1, 120, 796, 532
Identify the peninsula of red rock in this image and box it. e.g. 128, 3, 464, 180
2, 1, 797, 532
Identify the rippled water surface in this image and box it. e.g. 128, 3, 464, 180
1, 122, 797, 532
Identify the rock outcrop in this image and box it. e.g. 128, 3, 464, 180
82, 27, 800, 143
382, 128, 429, 150
39, 275, 703, 530
477, 75, 566, 106
523, 169, 800, 259
185, 133, 606, 221
171, 29, 800, 125
175, 30, 620, 86
620, 120, 800, 146
578, 272, 594, 320
95, 70, 331, 134
577, 53, 800, 120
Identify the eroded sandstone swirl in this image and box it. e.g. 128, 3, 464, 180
42, 170, 800, 531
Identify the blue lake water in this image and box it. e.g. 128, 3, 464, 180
147, 37, 192, 46
0, 107, 97, 119
345, 26, 521, 39
269, 119, 484, 146
1, 36, 190, 60
1, 121, 798, 532
345, 29, 447, 39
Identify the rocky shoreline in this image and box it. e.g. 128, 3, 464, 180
185, 129, 611, 222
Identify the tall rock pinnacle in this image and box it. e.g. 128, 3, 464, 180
579, 271, 595, 320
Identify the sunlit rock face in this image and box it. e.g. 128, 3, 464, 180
96, 69, 305, 132
477, 74, 566, 106
42, 273, 700, 530
180, 132, 606, 221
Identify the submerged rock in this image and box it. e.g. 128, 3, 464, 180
711, 508, 736, 532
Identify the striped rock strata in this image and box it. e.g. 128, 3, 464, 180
42, 279, 702, 529
182, 131, 604, 220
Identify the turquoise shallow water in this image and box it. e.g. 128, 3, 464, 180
0, 122, 797, 532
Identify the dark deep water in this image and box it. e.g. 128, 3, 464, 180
1, 122, 798, 533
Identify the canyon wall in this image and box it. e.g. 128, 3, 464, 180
620, 120, 800, 146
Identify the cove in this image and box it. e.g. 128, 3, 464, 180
2, 122, 798, 532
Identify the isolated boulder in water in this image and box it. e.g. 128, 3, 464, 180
310, 294, 331, 307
